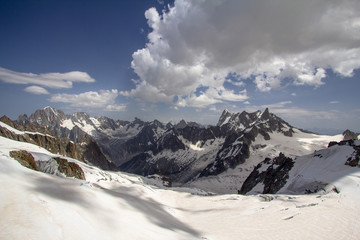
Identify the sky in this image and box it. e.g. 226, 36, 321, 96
0, 0, 359, 134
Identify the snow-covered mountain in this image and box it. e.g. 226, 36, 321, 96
121, 108, 343, 190
1, 129, 360, 239
240, 139, 360, 195
14, 106, 348, 194
17, 107, 172, 165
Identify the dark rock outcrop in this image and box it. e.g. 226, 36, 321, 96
79, 136, 118, 171
343, 129, 360, 141
9, 149, 85, 180
239, 153, 295, 194
9, 150, 38, 171
53, 157, 86, 180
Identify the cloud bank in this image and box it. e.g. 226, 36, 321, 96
0, 67, 95, 89
49, 89, 124, 111
124, 0, 360, 108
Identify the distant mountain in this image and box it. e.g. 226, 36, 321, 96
16, 107, 173, 166
12, 106, 347, 192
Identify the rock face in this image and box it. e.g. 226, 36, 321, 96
10, 150, 39, 171
239, 153, 295, 194
1, 115, 115, 171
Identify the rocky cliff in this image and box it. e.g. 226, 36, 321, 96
0, 115, 116, 171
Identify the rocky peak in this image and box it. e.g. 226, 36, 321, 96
24, 107, 66, 128
217, 109, 232, 126
343, 129, 360, 141
260, 108, 270, 120
134, 117, 144, 124
0, 115, 17, 128
16, 114, 29, 125
175, 119, 188, 129
218, 109, 261, 133
151, 119, 164, 129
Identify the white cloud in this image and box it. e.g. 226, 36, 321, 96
0, 67, 95, 89
175, 86, 248, 108
329, 101, 340, 104
264, 101, 293, 109
176, 92, 222, 108
49, 89, 119, 108
120, 80, 173, 103
24, 86, 49, 95
125, 0, 360, 106
106, 104, 127, 112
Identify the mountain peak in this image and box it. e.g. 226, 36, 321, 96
0, 115, 17, 128
175, 119, 187, 129
217, 109, 233, 126
260, 107, 270, 120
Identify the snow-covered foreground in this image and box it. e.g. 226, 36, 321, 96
1, 136, 359, 240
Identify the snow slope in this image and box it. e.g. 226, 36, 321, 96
186, 129, 343, 194
1, 136, 359, 240
279, 141, 360, 199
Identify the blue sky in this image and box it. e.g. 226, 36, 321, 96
0, 0, 359, 134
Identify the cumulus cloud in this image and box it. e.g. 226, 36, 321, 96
125, 0, 360, 106
0, 66, 95, 89
49, 89, 119, 109
24, 86, 50, 95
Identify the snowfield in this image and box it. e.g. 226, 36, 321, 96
1, 136, 359, 240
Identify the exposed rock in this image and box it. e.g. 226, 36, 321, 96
9, 150, 85, 180
79, 136, 118, 171
53, 157, 86, 180
239, 153, 295, 194
0, 115, 18, 128
1, 116, 113, 171
343, 129, 360, 141
9, 150, 38, 171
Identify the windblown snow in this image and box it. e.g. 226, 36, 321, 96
1, 134, 359, 240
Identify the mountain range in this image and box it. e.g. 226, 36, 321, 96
1, 106, 359, 193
